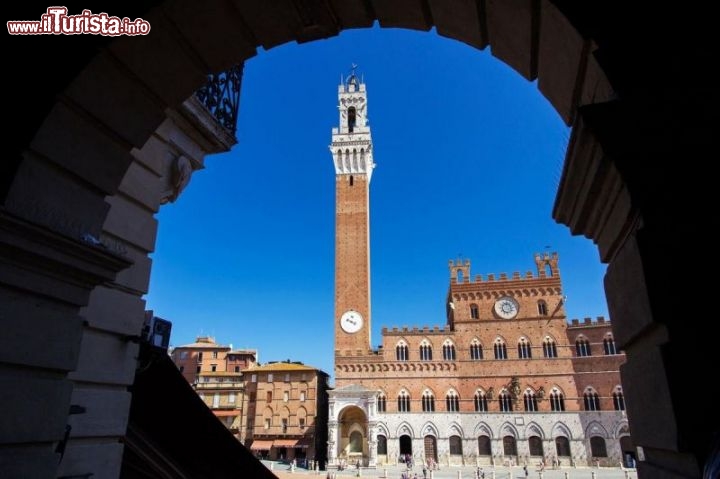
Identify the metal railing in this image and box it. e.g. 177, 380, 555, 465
195, 63, 243, 136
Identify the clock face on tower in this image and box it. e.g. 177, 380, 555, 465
494, 297, 519, 319
340, 310, 364, 334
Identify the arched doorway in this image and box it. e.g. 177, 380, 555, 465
503, 436, 518, 458
338, 406, 368, 465
555, 436, 571, 459
423, 435, 437, 464
2, 4, 714, 479
399, 435, 413, 463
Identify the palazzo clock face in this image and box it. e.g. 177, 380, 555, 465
340, 310, 363, 334
494, 297, 519, 319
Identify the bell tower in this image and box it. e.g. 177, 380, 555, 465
331, 67, 374, 355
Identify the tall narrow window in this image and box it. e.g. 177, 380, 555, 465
543, 337, 558, 358
576, 337, 592, 357
517, 337, 532, 359
603, 335, 617, 355
584, 389, 601, 411
524, 390, 538, 412
470, 339, 483, 360
419, 340, 433, 361
396, 341, 409, 361
300, 391, 306, 402
446, 390, 460, 412
442, 340, 456, 361
377, 394, 387, 412
537, 300, 548, 316
197, 352, 203, 362
422, 390, 435, 412
283, 391, 289, 402
347, 106, 356, 132
398, 390, 411, 412
613, 387, 626, 411
474, 390, 488, 412
494, 338, 508, 360
550, 389, 565, 411
266, 391, 272, 403
499, 391, 512, 412
470, 303, 479, 319
281, 418, 288, 433
349, 175, 354, 186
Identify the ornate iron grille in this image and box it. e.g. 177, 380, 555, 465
195, 63, 243, 136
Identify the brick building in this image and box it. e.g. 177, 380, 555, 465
170, 337, 257, 434
327, 73, 632, 469
243, 361, 330, 467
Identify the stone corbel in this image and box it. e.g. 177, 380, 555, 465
161, 155, 194, 204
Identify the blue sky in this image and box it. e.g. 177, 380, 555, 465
146, 26, 608, 380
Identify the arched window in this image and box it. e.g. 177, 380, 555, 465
524, 390, 538, 412
470, 303, 479, 319
590, 436, 608, 457
499, 390, 512, 412
494, 338, 508, 360
537, 300, 548, 316
377, 435, 387, 455
603, 334, 617, 355
442, 339, 456, 361
613, 387, 626, 411
446, 390, 460, 412
543, 336, 558, 358
518, 337, 532, 359
474, 390, 488, 412
575, 336, 592, 357
528, 436, 544, 456
398, 390, 411, 412
478, 436, 492, 456
377, 394, 387, 413
347, 106, 356, 132
449, 435, 463, 455
470, 339, 483, 360
419, 340, 433, 361
396, 341, 409, 361
550, 389, 565, 411
422, 390, 435, 412
583, 388, 601, 411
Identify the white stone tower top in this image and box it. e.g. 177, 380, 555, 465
330, 66, 375, 182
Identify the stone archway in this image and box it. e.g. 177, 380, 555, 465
2, 3, 714, 479
337, 406, 368, 466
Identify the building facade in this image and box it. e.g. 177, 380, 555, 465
327, 74, 632, 469
243, 362, 330, 467
170, 336, 257, 435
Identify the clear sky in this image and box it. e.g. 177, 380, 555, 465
146, 26, 609, 381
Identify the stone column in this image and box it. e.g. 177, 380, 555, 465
328, 420, 338, 465
368, 421, 378, 467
